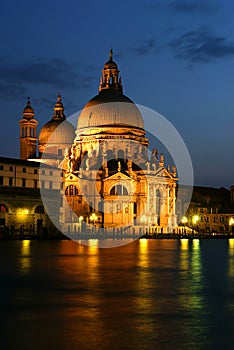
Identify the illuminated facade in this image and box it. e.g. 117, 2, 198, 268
62, 51, 178, 231
0, 157, 62, 237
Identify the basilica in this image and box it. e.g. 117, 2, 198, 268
60, 50, 178, 232
0, 50, 180, 237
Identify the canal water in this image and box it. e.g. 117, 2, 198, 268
0, 239, 234, 349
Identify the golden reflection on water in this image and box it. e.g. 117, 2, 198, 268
135, 239, 156, 334
228, 239, 234, 278
138, 238, 149, 268
179, 238, 204, 311
228, 239, 234, 312
19, 240, 31, 274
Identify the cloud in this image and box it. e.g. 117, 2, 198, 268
130, 38, 157, 56
0, 57, 95, 100
171, 30, 234, 63
170, 0, 220, 14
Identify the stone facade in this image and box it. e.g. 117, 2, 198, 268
61, 51, 178, 232
0, 157, 62, 238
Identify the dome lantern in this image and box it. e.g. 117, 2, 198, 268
99, 49, 123, 93
52, 94, 66, 120
22, 97, 35, 120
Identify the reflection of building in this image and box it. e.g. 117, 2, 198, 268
62, 51, 178, 231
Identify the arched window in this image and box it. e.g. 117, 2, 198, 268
110, 185, 128, 196
65, 185, 78, 196
35, 205, 45, 214
117, 150, 124, 159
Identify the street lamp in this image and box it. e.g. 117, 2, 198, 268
192, 215, 200, 233
181, 216, 188, 225
90, 213, 97, 227
181, 216, 188, 234
229, 217, 234, 234
79, 216, 84, 231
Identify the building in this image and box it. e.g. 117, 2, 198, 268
61, 50, 178, 233
1, 49, 233, 237
0, 157, 62, 238
180, 186, 234, 234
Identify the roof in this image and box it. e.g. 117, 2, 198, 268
0, 156, 40, 167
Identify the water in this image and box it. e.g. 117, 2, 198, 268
0, 239, 234, 350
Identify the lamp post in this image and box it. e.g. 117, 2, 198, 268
79, 216, 84, 232
229, 217, 234, 235
192, 215, 200, 234
90, 213, 98, 228
181, 216, 188, 234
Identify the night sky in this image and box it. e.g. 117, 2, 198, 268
1, 0, 234, 188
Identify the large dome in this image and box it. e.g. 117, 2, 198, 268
77, 50, 144, 130
77, 91, 144, 130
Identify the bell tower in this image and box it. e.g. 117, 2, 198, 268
19, 97, 38, 159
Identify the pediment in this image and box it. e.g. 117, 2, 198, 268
104, 171, 133, 182
64, 173, 78, 181
155, 167, 174, 179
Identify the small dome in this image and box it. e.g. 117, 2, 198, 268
22, 98, 34, 119
104, 59, 118, 70
77, 91, 144, 130
39, 119, 75, 146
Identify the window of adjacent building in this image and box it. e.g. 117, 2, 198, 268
9, 166, 13, 171
41, 181, 45, 188
34, 169, 38, 174
213, 216, 217, 222
22, 168, 26, 173
34, 180, 37, 188
9, 178, 13, 186
220, 216, 224, 223
0, 165, 3, 170
50, 170, 53, 176
58, 149, 62, 156
0, 176, 3, 185
42, 170, 45, 175
110, 185, 128, 196
35, 205, 45, 214
206, 217, 209, 222
49, 181, 53, 189
22, 179, 26, 187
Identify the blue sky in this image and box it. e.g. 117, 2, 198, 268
0, 0, 234, 187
